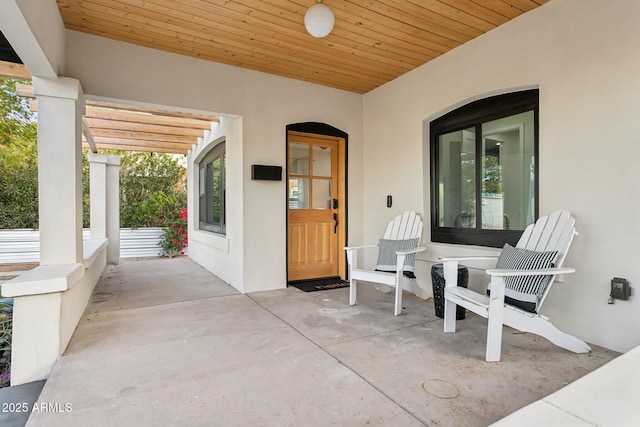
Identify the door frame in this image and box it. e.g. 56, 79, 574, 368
286, 122, 348, 282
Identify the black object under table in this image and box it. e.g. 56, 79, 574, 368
431, 263, 468, 320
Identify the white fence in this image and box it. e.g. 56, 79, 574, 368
0, 228, 166, 264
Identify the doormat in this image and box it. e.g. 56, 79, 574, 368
288, 277, 349, 292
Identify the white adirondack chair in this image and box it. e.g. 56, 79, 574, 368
442, 210, 591, 361
345, 211, 426, 315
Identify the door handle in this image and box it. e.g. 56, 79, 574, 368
333, 213, 338, 234
332, 198, 338, 209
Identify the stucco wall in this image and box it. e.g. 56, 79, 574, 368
187, 117, 243, 289
362, 0, 640, 352
64, 30, 365, 294
46, 0, 640, 352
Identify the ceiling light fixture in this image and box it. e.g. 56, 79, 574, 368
304, 0, 334, 38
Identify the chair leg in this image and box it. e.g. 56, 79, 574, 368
485, 310, 504, 362
393, 256, 406, 316
443, 260, 459, 333
394, 281, 402, 316
349, 278, 357, 306
485, 276, 506, 362
443, 298, 457, 333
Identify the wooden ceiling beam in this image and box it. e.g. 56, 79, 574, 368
84, 106, 213, 130
82, 118, 98, 153
89, 128, 198, 145
19, 84, 218, 124
0, 61, 31, 80
16, 83, 33, 98
83, 142, 188, 155
86, 100, 218, 122
86, 136, 193, 150
84, 117, 205, 137
16, 75, 210, 155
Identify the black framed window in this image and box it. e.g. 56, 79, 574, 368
430, 90, 539, 247
199, 141, 226, 234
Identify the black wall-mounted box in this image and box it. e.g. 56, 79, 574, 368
251, 164, 282, 181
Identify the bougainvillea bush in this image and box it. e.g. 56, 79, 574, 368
0, 299, 12, 388
158, 208, 188, 258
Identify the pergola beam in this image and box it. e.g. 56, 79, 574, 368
85, 135, 194, 151
16, 82, 216, 155
89, 128, 196, 145
0, 60, 31, 79
82, 142, 188, 155
82, 118, 98, 153
84, 117, 205, 137
84, 105, 212, 129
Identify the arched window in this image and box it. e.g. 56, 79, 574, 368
430, 89, 539, 247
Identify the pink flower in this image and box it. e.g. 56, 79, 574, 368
179, 208, 188, 220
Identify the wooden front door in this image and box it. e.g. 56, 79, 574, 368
287, 131, 345, 282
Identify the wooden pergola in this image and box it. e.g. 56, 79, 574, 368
3, 61, 218, 155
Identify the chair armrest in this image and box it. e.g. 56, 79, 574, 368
439, 256, 499, 262
441, 256, 498, 288
344, 244, 378, 252
344, 244, 378, 268
394, 246, 425, 273
485, 267, 575, 277
396, 246, 426, 256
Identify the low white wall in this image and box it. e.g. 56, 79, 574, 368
60, 240, 107, 353
0, 228, 166, 264
2, 238, 107, 385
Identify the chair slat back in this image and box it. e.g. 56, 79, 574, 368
383, 211, 423, 242
515, 210, 578, 310
516, 210, 576, 266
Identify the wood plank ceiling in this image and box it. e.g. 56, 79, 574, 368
56, 0, 549, 94
6, 1, 550, 155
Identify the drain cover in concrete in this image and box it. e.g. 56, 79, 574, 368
421, 379, 459, 399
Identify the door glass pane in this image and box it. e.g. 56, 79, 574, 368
482, 111, 535, 230
289, 143, 309, 175
438, 128, 476, 228
312, 179, 331, 209
312, 145, 332, 177
289, 178, 309, 209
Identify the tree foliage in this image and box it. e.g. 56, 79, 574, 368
0, 78, 39, 229
116, 151, 187, 228
483, 155, 502, 195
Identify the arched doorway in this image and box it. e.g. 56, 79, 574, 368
286, 123, 347, 283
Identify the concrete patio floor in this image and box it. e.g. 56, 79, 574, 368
26, 257, 618, 426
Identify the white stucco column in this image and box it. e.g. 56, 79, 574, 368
88, 153, 121, 264
33, 76, 85, 265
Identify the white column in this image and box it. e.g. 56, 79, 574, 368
106, 155, 121, 264
89, 153, 107, 239
89, 153, 121, 264
33, 76, 85, 265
